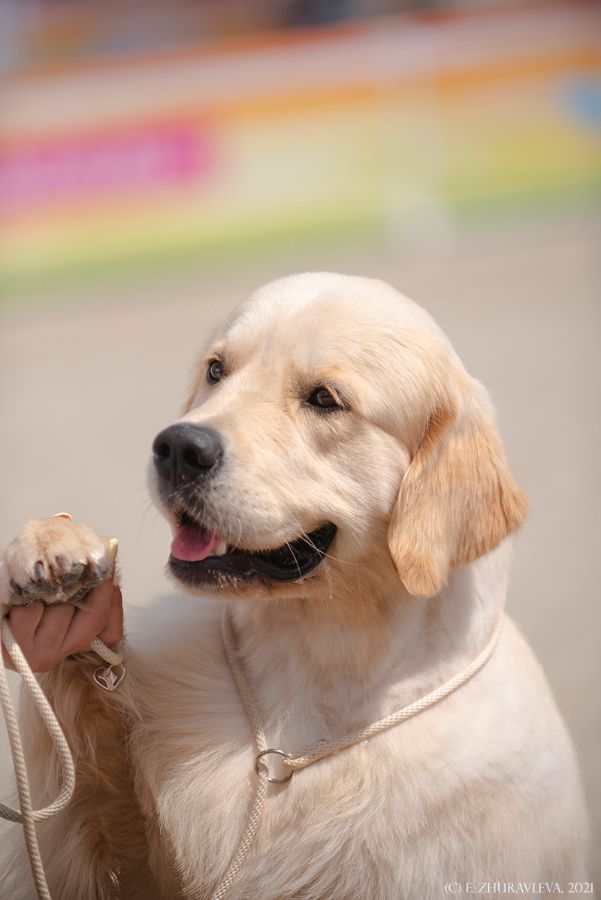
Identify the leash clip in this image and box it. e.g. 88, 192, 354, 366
255, 748, 293, 784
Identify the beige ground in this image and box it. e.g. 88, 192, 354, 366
1, 217, 600, 885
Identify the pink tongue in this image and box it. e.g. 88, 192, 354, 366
171, 525, 219, 562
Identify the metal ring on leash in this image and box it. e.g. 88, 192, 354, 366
255, 749, 293, 784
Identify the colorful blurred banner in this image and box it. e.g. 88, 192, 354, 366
1, 1, 600, 299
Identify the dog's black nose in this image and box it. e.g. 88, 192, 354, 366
152, 424, 224, 486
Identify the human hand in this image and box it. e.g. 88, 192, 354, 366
1, 578, 123, 673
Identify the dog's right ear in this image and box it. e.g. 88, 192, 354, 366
387, 376, 528, 598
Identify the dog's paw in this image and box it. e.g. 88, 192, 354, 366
2, 517, 112, 608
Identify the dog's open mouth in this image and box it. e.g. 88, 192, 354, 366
168, 511, 337, 587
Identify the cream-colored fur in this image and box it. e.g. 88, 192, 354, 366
1, 274, 588, 898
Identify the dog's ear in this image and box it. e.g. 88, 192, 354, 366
387, 376, 528, 598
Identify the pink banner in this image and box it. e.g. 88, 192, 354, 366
0, 126, 214, 209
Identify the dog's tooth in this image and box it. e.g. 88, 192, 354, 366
213, 539, 228, 557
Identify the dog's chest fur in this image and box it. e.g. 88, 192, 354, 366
121, 597, 585, 900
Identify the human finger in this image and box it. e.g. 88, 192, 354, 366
59, 578, 114, 657
32, 602, 77, 656
6, 601, 46, 654
97, 586, 123, 648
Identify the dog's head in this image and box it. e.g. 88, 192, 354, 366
149, 273, 527, 601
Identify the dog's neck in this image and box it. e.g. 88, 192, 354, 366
230, 540, 512, 721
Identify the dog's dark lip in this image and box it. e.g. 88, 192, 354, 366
168, 521, 337, 588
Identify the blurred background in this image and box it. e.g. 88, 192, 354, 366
1, 0, 600, 888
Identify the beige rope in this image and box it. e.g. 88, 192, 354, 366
0, 619, 75, 900
213, 605, 505, 899
287, 614, 505, 771
89, 637, 123, 667
212, 608, 270, 900
0, 537, 124, 900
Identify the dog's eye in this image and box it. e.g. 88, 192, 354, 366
207, 359, 225, 384
306, 387, 342, 411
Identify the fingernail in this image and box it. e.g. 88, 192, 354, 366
108, 538, 119, 586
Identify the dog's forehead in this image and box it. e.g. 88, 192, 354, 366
223, 273, 452, 369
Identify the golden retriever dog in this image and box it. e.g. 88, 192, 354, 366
0, 273, 588, 898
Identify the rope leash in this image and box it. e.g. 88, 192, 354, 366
0, 525, 505, 900
212, 611, 271, 900
0, 535, 124, 900
214, 605, 505, 899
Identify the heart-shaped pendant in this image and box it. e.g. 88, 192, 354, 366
92, 664, 126, 692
